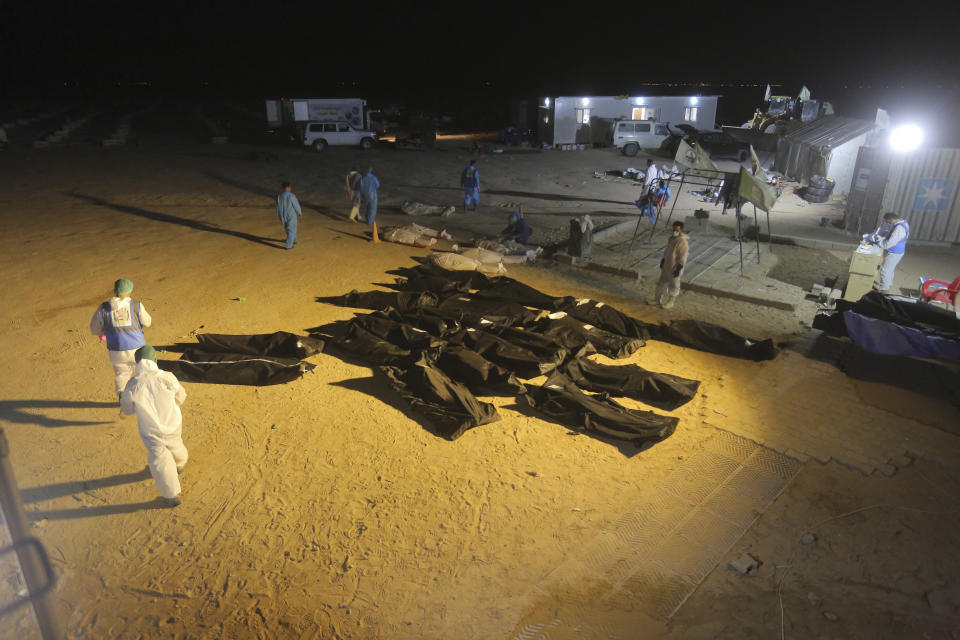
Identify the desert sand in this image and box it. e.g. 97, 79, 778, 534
0, 108, 958, 639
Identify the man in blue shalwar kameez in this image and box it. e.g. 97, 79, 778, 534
276, 181, 302, 250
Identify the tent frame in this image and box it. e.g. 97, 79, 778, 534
629, 168, 772, 276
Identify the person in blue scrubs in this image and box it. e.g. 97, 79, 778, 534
276, 181, 302, 250
359, 167, 381, 242
461, 159, 480, 211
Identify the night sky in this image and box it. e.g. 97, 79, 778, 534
2, 1, 959, 133
1, 2, 957, 95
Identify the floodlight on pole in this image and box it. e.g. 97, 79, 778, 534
889, 124, 923, 152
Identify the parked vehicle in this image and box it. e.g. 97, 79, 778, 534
613, 120, 671, 156
266, 98, 370, 129
663, 124, 750, 162
301, 121, 377, 152
694, 131, 750, 162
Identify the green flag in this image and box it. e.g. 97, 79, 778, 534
738, 165, 778, 212
674, 139, 720, 178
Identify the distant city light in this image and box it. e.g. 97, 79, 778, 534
889, 124, 923, 152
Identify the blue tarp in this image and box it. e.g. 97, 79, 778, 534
843, 311, 960, 361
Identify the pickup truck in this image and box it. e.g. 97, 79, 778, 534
302, 121, 377, 152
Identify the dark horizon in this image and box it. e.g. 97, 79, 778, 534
3, 1, 958, 95
2, 1, 959, 140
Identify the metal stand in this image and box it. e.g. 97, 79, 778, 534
0, 428, 62, 639
629, 167, 728, 247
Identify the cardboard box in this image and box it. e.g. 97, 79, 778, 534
849, 250, 882, 277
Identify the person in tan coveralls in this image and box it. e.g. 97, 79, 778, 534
653, 221, 689, 309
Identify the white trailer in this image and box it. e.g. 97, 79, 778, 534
537, 95, 720, 148
265, 98, 368, 129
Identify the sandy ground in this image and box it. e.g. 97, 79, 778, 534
1, 108, 959, 639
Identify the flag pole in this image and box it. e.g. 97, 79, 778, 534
736, 199, 744, 276
766, 208, 773, 255
662, 171, 683, 229
753, 203, 761, 264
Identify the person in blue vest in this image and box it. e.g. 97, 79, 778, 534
359, 166, 381, 242
276, 181, 302, 250
461, 159, 480, 211
870, 212, 910, 292
89, 278, 153, 398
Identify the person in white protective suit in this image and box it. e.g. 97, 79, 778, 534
90, 278, 153, 399
642, 159, 661, 197
120, 345, 188, 506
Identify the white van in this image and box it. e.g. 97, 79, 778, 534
613, 120, 670, 156
302, 121, 377, 152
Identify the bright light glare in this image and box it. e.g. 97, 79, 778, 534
544, 98, 550, 107
690, 97, 699, 105
889, 124, 923, 152
581, 98, 590, 106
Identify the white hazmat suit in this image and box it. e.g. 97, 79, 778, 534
120, 359, 188, 499
643, 163, 661, 196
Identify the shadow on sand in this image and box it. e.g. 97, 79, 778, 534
28, 500, 170, 521
0, 399, 116, 428
323, 226, 372, 242
23, 467, 174, 520
65, 192, 284, 249
398, 184, 632, 207
21, 467, 152, 503
200, 171, 343, 221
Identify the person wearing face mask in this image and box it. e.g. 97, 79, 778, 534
90, 278, 153, 398
651, 221, 689, 309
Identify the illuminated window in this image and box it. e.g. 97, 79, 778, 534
576, 108, 591, 124
632, 107, 655, 120
684, 107, 699, 122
